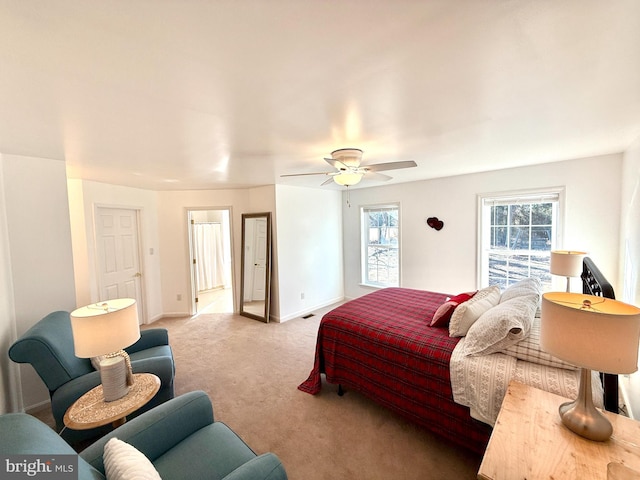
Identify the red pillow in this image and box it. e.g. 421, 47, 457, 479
430, 291, 477, 327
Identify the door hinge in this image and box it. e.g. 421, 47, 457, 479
195, 297, 199, 303
193, 258, 196, 264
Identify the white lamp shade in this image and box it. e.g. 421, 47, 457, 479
333, 172, 363, 186
70, 298, 140, 358
550, 250, 587, 277
540, 292, 640, 374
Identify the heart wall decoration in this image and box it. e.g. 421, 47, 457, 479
426, 217, 444, 231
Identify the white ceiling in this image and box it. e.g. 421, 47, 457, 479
1, 1, 639, 191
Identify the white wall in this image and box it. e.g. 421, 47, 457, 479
274, 185, 344, 321
0, 154, 19, 414
157, 188, 253, 316
67, 179, 163, 323
1, 154, 77, 411
619, 138, 640, 420
0, 149, 629, 412
621, 136, 640, 306
343, 154, 623, 299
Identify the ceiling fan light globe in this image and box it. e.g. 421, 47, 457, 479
334, 172, 363, 186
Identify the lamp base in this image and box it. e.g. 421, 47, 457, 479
99, 355, 129, 402
559, 368, 612, 442
107, 349, 134, 386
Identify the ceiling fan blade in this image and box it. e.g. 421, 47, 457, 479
362, 160, 417, 172
364, 172, 393, 182
288, 151, 414, 185
280, 172, 333, 177
324, 158, 351, 170
321, 177, 335, 186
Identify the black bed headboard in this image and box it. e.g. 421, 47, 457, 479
582, 256, 615, 299
581, 256, 618, 412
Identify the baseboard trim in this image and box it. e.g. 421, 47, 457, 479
24, 399, 52, 415
278, 296, 345, 322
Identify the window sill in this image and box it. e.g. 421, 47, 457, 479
359, 283, 397, 290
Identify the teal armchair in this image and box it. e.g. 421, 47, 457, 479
8, 310, 175, 445
0, 391, 287, 480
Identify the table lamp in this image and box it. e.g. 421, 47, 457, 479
540, 292, 640, 441
550, 250, 587, 292
70, 298, 140, 402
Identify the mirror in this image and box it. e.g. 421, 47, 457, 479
240, 212, 272, 322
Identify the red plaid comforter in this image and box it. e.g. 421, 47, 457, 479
298, 287, 491, 454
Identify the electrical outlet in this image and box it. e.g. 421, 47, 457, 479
177, 294, 182, 301
301, 292, 305, 300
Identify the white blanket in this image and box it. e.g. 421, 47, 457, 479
450, 336, 603, 426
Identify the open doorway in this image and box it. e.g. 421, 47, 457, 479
188, 208, 234, 314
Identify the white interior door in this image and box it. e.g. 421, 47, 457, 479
96, 207, 144, 323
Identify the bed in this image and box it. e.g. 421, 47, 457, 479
298, 257, 617, 454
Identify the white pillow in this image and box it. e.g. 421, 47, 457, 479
501, 316, 578, 370
449, 286, 501, 337
463, 294, 538, 356
500, 277, 541, 303
103, 437, 162, 480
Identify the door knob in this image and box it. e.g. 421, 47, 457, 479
133, 272, 142, 278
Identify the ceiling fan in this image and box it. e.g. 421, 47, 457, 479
281, 148, 417, 187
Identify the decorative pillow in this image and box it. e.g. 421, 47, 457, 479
103, 437, 162, 480
463, 293, 538, 356
430, 291, 477, 327
501, 316, 578, 370
449, 286, 501, 337
500, 277, 541, 303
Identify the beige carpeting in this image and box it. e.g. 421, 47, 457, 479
149, 306, 483, 479
32, 305, 483, 479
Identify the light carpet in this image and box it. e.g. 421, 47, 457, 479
148, 307, 483, 479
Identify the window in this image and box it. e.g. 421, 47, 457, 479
478, 190, 562, 290
361, 204, 400, 287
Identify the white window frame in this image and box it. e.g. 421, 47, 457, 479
360, 203, 401, 288
477, 187, 565, 290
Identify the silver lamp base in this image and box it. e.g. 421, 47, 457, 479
559, 368, 612, 442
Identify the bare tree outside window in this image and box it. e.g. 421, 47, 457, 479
362, 205, 400, 287
479, 191, 561, 290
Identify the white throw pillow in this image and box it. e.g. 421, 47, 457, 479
501, 316, 578, 370
499, 277, 541, 303
449, 285, 501, 337
463, 293, 538, 356
103, 437, 162, 480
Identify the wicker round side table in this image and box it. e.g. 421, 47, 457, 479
63, 373, 160, 430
